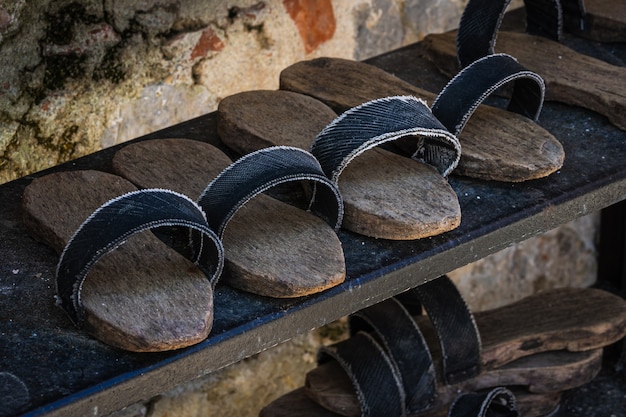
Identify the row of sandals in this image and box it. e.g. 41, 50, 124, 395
19, 0, 626, 415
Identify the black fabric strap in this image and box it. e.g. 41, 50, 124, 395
56, 189, 224, 327
524, 0, 563, 40
448, 387, 519, 417
317, 331, 406, 417
457, 0, 562, 68
408, 276, 482, 385
349, 298, 436, 414
432, 54, 545, 136
198, 146, 343, 238
560, 0, 587, 32
311, 96, 461, 180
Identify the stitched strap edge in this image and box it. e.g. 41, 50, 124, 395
198, 146, 344, 237
448, 387, 519, 417
349, 298, 437, 414
433, 53, 545, 136
311, 96, 461, 180
56, 189, 224, 327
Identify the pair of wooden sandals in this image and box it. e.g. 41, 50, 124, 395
21, 0, 624, 360
259, 275, 626, 417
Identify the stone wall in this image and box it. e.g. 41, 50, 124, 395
1, 1, 598, 416
0, 0, 470, 185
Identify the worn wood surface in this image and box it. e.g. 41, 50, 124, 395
279, 57, 564, 183
218, 90, 461, 240
423, 30, 626, 131
302, 287, 626, 416
21, 170, 214, 352
113, 138, 346, 298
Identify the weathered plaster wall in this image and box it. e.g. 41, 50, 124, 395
0, 0, 469, 184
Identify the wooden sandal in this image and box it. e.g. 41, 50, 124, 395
422, 0, 626, 131
301, 276, 621, 416
218, 93, 462, 240
22, 171, 223, 352
259, 276, 617, 417
113, 140, 346, 298
277, 56, 564, 183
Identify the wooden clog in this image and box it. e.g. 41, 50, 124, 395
113, 139, 346, 298
279, 57, 564, 183
423, 0, 626, 132
260, 276, 626, 417
218, 92, 462, 240
22, 170, 220, 352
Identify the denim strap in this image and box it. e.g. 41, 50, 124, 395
56, 189, 224, 327
457, 0, 562, 68
318, 332, 406, 417
199, 146, 343, 237
433, 53, 545, 136
349, 298, 437, 414
448, 387, 519, 417
311, 96, 461, 180
399, 276, 482, 385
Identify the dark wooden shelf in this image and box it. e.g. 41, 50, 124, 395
1, 19, 625, 417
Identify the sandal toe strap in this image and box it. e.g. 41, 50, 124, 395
198, 146, 343, 237
457, 0, 562, 68
397, 275, 482, 385
311, 96, 461, 179
433, 53, 545, 136
318, 331, 406, 417
349, 298, 436, 414
56, 189, 224, 327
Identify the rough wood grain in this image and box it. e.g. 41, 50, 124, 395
21, 170, 214, 352
259, 386, 561, 417
304, 287, 626, 416
217, 90, 461, 240
279, 57, 564, 182
112, 138, 345, 298
423, 30, 626, 131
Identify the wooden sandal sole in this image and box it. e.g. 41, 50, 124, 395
278, 57, 564, 183
423, 30, 626, 132
218, 91, 461, 240
305, 287, 626, 416
259, 386, 562, 417
113, 138, 345, 298
22, 170, 215, 352
305, 346, 601, 416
